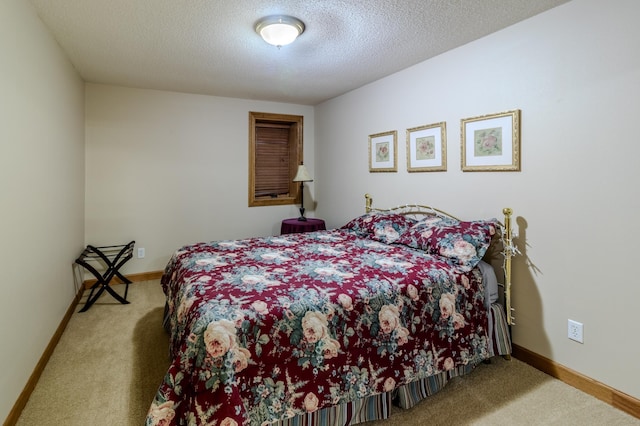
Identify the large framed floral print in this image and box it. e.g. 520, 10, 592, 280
461, 110, 521, 171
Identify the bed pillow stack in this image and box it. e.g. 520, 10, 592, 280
396, 217, 498, 272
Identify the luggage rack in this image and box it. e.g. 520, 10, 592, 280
74, 241, 135, 312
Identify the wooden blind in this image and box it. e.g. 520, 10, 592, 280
255, 124, 291, 197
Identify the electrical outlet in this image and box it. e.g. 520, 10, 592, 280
137, 247, 145, 259
568, 319, 583, 343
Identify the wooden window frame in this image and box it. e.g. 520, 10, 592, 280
249, 111, 303, 207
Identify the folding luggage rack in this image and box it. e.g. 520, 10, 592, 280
74, 241, 135, 312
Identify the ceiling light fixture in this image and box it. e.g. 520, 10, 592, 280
255, 15, 305, 48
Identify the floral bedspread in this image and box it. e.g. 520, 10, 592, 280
146, 229, 490, 426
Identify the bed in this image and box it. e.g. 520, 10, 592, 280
146, 194, 516, 426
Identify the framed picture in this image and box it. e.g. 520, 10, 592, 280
369, 130, 397, 172
406, 122, 447, 172
461, 109, 521, 171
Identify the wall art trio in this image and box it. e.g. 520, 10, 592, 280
368, 109, 520, 173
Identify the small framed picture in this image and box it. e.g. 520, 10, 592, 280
369, 130, 397, 172
406, 122, 447, 172
461, 110, 521, 171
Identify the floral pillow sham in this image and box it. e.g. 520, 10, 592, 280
341, 212, 416, 244
396, 217, 498, 271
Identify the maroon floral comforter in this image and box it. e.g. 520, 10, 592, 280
146, 229, 490, 425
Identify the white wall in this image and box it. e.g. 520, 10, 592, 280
85, 85, 314, 273
315, 0, 640, 400
0, 0, 85, 421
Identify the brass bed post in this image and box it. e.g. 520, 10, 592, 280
365, 193, 373, 213
503, 208, 515, 326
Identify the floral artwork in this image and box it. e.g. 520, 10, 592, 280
461, 110, 520, 171
375, 141, 390, 162
146, 228, 491, 426
406, 122, 446, 172
474, 127, 502, 157
369, 130, 397, 172
416, 136, 436, 160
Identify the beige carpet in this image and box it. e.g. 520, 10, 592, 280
15, 281, 639, 426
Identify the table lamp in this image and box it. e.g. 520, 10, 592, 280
292, 164, 313, 221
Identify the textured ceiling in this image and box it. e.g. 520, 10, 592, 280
28, 0, 569, 105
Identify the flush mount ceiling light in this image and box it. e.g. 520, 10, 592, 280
255, 15, 305, 47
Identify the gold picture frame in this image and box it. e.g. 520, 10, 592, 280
406, 122, 447, 172
461, 109, 521, 171
369, 130, 397, 172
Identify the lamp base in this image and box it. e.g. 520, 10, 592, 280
297, 207, 307, 221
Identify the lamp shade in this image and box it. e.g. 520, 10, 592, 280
293, 165, 313, 182
256, 15, 305, 47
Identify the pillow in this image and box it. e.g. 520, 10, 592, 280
394, 216, 458, 250
397, 218, 497, 271
341, 212, 415, 244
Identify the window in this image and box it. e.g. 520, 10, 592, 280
249, 112, 303, 207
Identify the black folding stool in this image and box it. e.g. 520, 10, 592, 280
74, 241, 135, 312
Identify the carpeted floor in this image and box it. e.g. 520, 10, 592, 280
15, 281, 640, 425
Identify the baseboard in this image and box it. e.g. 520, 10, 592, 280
512, 344, 640, 419
83, 270, 164, 288
4, 272, 163, 426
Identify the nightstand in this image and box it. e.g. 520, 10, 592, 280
281, 218, 326, 235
